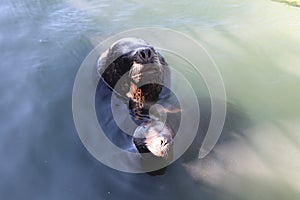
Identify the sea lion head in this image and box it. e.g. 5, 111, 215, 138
97, 37, 167, 101
133, 121, 174, 158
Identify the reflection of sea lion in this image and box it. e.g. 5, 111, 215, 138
97, 38, 174, 158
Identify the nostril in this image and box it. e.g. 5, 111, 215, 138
138, 48, 152, 62
140, 51, 146, 59
160, 138, 168, 146
147, 49, 151, 58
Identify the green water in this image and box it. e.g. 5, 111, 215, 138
1, 0, 300, 199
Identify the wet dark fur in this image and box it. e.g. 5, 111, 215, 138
98, 39, 167, 102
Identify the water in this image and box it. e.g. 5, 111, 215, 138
1, 0, 300, 199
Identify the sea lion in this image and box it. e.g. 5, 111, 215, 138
97, 37, 175, 158
133, 120, 173, 158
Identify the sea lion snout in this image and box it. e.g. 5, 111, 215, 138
130, 46, 163, 84
134, 47, 155, 63
133, 121, 174, 158
145, 134, 173, 158
146, 137, 171, 158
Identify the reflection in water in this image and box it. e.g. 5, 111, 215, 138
1, 0, 300, 199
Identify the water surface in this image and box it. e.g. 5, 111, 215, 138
1, 0, 300, 199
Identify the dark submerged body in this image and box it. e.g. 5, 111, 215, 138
96, 38, 180, 174
95, 77, 180, 175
